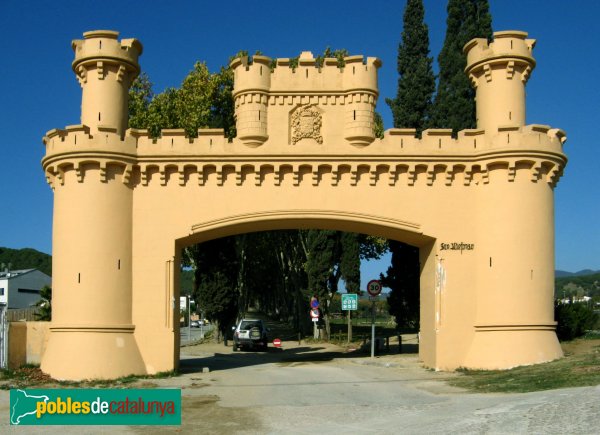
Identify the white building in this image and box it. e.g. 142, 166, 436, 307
0, 269, 51, 309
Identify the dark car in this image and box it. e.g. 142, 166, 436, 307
232, 319, 269, 351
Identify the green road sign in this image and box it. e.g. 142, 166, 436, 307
341, 293, 358, 311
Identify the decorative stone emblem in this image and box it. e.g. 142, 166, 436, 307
291, 105, 323, 145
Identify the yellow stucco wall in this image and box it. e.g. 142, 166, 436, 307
39, 30, 566, 380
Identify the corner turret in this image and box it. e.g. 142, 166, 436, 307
72, 30, 143, 136
464, 31, 536, 132
342, 56, 380, 146
230, 55, 272, 147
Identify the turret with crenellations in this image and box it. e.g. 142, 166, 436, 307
72, 30, 142, 137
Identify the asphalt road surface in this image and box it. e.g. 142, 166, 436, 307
1, 341, 598, 434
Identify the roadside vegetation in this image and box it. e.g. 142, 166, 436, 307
0, 365, 177, 390
449, 332, 600, 393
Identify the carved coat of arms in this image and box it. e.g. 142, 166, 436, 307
291, 105, 323, 145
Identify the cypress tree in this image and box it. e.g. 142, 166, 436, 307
386, 0, 435, 134
381, 241, 420, 329
429, 0, 493, 134
383, 0, 435, 329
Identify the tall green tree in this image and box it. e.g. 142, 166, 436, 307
306, 230, 339, 339
339, 232, 361, 341
429, 0, 493, 134
386, 0, 435, 135
381, 241, 420, 329
191, 237, 239, 342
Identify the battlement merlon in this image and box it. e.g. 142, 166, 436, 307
464, 30, 537, 132
230, 52, 381, 96
72, 30, 143, 75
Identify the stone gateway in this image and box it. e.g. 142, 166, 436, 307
40, 30, 567, 380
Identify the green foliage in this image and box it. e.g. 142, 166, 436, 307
128, 72, 153, 130
128, 61, 236, 140
190, 237, 239, 339
429, 0, 493, 134
381, 241, 420, 329
555, 273, 600, 300
555, 301, 599, 341
34, 285, 52, 321
0, 247, 51, 276
386, 0, 435, 135
339, 232, 360, 294
373, 112, 385, 139
306, 230, 338, 298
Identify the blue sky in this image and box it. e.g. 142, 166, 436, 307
0, 0, 598, 284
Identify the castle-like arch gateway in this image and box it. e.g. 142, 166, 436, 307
40, 30, 567, 380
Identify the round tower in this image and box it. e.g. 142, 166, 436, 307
342, 56, 381, 146
72, 30, 143, 136
230, 55, 272, 146
41, 30, 146, 380
464, 31, 536, 132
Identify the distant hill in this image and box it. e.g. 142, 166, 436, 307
556, 269, 600, 278
0, 247, 52, 276
555, 272, 600, 299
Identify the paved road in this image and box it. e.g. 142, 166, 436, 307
1, 341, 598, 433
171, 342, 600, 434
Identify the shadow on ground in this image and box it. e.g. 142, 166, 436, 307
179, 342, 419, 374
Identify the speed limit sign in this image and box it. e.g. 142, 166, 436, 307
367, 280, 382, 297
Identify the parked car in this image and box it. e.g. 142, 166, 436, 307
232, 319, 269, 351
190, 320, 200, 328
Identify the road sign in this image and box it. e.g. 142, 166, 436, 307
310, 297, 320, 309
367, 280, 382, 297
341, 293, 358, 310
273, 338, 282, 347
312, 318, 319, 322
310, 308, 320, 318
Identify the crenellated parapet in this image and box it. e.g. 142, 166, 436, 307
42, 122, 567, 190
42, 29, 567, 192
230, 51, 381, 147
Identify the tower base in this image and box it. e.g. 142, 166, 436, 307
41, 325, 146, 380
463, 324, 563, 370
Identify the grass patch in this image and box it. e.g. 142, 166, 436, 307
0, 366, 179, 390
449, 338, 600, 393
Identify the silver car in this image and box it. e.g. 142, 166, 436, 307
232, 319, 268, 351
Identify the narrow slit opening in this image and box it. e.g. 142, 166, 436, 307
78, 273, 81, 283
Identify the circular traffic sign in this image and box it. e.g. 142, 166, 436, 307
367, 279, 382, 297
273, 338, 282, 347
310, 308, 320, 318
310, 297, 320, 309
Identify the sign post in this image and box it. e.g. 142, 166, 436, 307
342, 293, 358, 343
366, 280, 382, 358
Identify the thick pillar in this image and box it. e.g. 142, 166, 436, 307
41, 31, 145, 380
465, 165, 563, 368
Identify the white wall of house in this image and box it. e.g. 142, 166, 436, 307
0, 270, 51, 309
